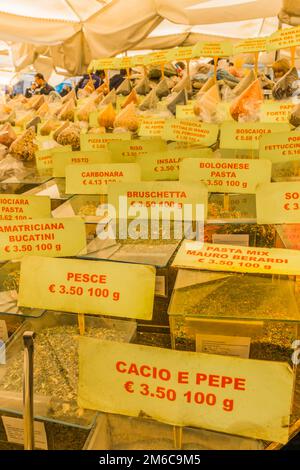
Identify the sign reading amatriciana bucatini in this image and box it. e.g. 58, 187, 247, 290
0, 218, 86, 261
172, 242, 300, 276
78, 339, 293, 444
18, 256, 155, 321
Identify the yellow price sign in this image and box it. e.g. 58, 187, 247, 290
137, 148, 213, 181
108, 139, 167, 163
167, 46, 195, 61
193, 41, 233, 57
107, 181, 208, 220
35, 145, 73, 170
65, 163, 141, 195
162, 119, 219, 146
259, 131, 300, 163
179, 158, 271, 194
267, 25, 300, 51
18, 256, 155, 320
220, 122, 290, 150
257, 182, 300, 224
80, 133, 131, 151
260, 101, 297, 123
176, 104, 195, 120
78, 339, 292, 444
0, 217, 86, 261
139, 119, 166, 139
52, 150, 111, 177
233, 38, 267, 54
172, 241, 300, 276
0, 195, 51, 222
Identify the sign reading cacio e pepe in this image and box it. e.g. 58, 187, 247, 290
78, 339, 292, 443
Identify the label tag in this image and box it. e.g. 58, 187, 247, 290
0, 217, 86, 260
155, 276, 166, 297
196, 334, 251, 359
107, 181, 208, 220
220, 122, 290, 150
65, 163, 141, 195
0, 320, 8, 341
260, 101, 298, 123
18, 256, 155, 320
52, 150, 111, 177
78, 338, 292, 443
267, 25, 300, 51
35, 145, 72, 170
80, 133, 131, 151
137, 148, 213, 181
2, 416, 48, 450
172, 241, 300, 276
0, 195, 51, 221
162, 119, 218, 146
233, 38, 267, 54
256, 182, 300, 224
212, 234, 249, 247
259, 131, 300, 163
176, 104, 195, 120
193, 41, 233, 57
108, 139, 166, 163
179, 158, 271, 194
139, 119, 166, 139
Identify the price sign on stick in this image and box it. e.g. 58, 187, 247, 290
108, 139, 167, 163
172, 241, 300, 276
220, 122, 290, 150
65, 163, 141, 195
259, 131, 300, 163
0, 218, 86, 261
162, 119, 218, 146
179, 158, 271, 194
257, 182, 300, 224
78, 339, 293, 444
0, 195, 51, 221
52, 150, 111, 177
18, 256, 155, 320
139, 119, 166, 139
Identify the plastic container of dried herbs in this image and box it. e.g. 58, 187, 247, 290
84, 413, 263, 450
24, 177, 73, 210
52, 195, 110, 242
168, 269, 300, 430
0, 311, 137, 450
80, 220, 182, 327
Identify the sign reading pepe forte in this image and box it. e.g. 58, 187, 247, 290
107, 181, 208, 220
18, 256, 155, 321
78, 339, 293, 443
65, 163, 141, 195
179, 158, 271, 194
0, 218, 86, 260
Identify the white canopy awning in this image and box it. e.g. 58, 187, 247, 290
0, 0, 289, 75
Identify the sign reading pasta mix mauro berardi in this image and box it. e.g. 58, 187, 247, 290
18, 256, 155, 321
0, 218, 86, 260
172, 242, 300, 276
78, 339, 293, 444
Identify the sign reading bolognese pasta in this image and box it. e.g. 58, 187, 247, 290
179, 158, 271, 194
0, 217, 86, 260
65, 163, 141, 195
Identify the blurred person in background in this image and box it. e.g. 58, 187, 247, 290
76, 70, 105, 93
34, 73, 55, 95
109, 69, 128, 90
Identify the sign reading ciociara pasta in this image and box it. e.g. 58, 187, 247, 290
65, 163, 141, 194
0, 194, 51, 221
